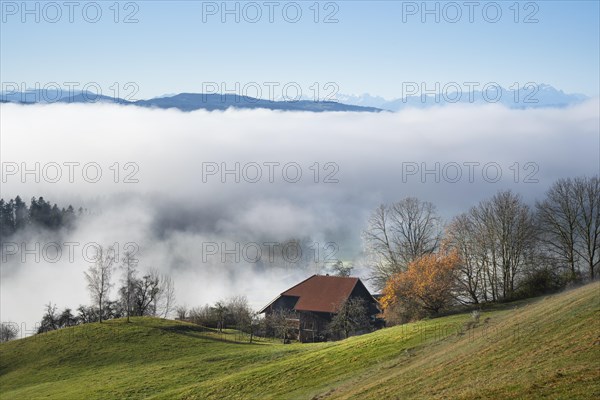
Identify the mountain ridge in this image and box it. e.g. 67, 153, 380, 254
0, 84, 589, 112
0, 90, 382, 113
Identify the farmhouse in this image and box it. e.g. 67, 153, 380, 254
259, 274, 382, 342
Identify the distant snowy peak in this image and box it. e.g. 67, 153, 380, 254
336, 84, 589, 111
334, 93, 390, 109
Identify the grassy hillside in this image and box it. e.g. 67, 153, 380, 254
1, 282, 599, 399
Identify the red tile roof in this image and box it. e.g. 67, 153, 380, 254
281, 275, 360, 313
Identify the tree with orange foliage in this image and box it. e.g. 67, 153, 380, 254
381, 250, 460, 322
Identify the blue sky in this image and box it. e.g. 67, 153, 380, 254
1, 0, 599, 99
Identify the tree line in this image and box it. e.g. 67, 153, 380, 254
0, 196, 83, 239
365, 175, 599, 323
32, 246, 357, 342
37, 245, 176, 333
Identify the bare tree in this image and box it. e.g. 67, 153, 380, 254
133, 270, 161, 316
271, 309, 298, 343
363, 204, 399, 289
0, 322, 19, 342
120, 249, 138, 322
536, 178, 581, 280
222, 296, 254, 341
535, 176, 599, 281
188, 305, 215, 326
328, 297, 371, 339
469, 200, 500, 301
175, 305, 188, 320
77, 305, 96, 324
329, 260, 353, 277
84, 245, 115, 323
446, 191, 538, 303
473, 191, 537, 300
445, 213, 485, 304
364, 198, 442, 289
157, 274, 176, 318
58, 308, 77, 327
226, 296, 251, 327
574, 176, 600, 280
248, 313, 261, 343
212, 301, 228, 332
